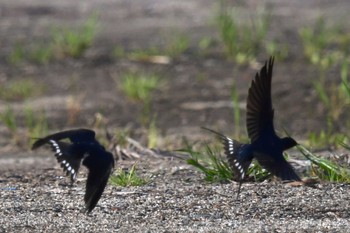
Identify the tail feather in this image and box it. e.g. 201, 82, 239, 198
202, 127, 253, 181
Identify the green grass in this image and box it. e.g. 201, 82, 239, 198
8, 44, 25, 65
231, 80, 241, 139
8, 42, 54, 65
147, 117, 159, 148
28, 45, 54, 64
247, 160, 271, 182
113, 46, 126, 59
299, 17, 350, 70
113, 34, 188, 62
0, 106, 18, 143
0, 107, 17, 133
52, 15, 97, 58
0, 105, 48, 147
183, 144, 233, 182
216, 4, 285, 64
308, 57, 350, 149
198, 37, 216, 56
297, 144, 350, 183
7, 15, 97, 64
109, 163, 149, 187
182, 142, 271, 183
313, 63, 350, 121
127, 47, 161, 61
120, 72, 160, 102
120, 72, 161, 126
24, 106, 48, 146
183, 140, 350, 183
164, 33, 189, 58
0, 79, 43, 101
265, 41, 289, 61
307, 130, 347, 149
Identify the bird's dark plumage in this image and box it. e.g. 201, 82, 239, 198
32, 129, 115, 213
204, 57, 300, 195
247, 57, 300, 181
247, 58, 274, 143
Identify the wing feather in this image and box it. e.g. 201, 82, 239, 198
246, 57, 275, 142
32, 129, 95, 149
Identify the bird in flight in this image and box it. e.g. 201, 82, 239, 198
204, 57, 300, 196
32, 128, 115, 213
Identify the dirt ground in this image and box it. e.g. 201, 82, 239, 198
1, 0, 350, 232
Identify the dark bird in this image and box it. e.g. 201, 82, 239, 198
32, 128, 115, 213
204, 57, 300, 195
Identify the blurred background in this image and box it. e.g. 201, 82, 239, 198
1, 0, 350, 155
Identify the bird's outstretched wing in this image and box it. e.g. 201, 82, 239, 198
254, 152, 301, 181
83, 151, 115, 213
32, 129, 96, 182
246, 57, 275, 142
32, 129, 96, 149
46, 140, 82, 182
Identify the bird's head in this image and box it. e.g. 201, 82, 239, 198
281, 137, 298, 151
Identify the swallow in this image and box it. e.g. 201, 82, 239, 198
204, 57, 300, 195
32, 128, 115, 213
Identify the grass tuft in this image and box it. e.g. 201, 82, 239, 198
216, 4, 286, 64
120, 72, 160, 102
109, 163, 149, 187
308, 57, 350, 149
299, 17, 349, 70
297, 144, 350, 183
180, 140, 233, 183
28, 45, 54, 64
0, 79, 43, 101
119, 72, 161, 126
7, 15, 97, 64
8, 44, 25, 65
247, 161, 271, 182
24, 106, 49, 146
52, 15, 97, 58
182, 142, 271, 183
183, 144, 233, 182
0, 106, 18, 143
147, 117, 159, 148
164, 33, 189, 58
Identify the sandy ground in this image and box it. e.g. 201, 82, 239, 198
1, 156, 350, 232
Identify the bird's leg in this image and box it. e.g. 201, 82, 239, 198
67, 179, 74, 194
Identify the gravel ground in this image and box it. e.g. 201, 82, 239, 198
1, 156, 349, 232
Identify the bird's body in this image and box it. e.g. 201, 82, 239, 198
204, 57, 300, 195
32, 129, 114, 213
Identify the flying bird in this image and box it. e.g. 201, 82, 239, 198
204, 57, 300, 195
32, 128, 115, 213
